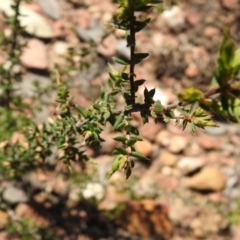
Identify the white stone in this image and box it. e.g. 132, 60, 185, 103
162, 6, 186, 31
0, 0, 53, 38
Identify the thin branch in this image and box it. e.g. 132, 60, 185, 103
129, 10, 136, 105
72, 85, 231, 128
9, 0, 21, 57
164, 85, 230, 111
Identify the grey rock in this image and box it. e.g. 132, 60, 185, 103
115, 40, 130, 58
0, 0, 53, 38
37, 0, 61, 20
14, 73, 56, 123
14, 73, 54, 99
223, 175, 239, 196
162, 6, 186, 32
205, 122, 228, 135
177, 157, 204, 175
76, 19, 104, 42
3, 186, 28, 203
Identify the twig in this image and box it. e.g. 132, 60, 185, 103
73, 85, 231, 128
129, 9, 136, 105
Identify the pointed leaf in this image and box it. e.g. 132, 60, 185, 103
113, 135, 127, 142
134, 53, 149, 64
76, 105, 87, 118
182, 119, 188, 131
131, 151, 147, 160
125, 164, 132, 179
153, 100, 163, 114
112, 147, 128, 155
134, 79, 146, 87
134, 19, 151, 31
113, 56, 130, 65
113, 113, 124, 130
110, 22, 128, 30
108, 155, 121, 178
191, 121, 196, 133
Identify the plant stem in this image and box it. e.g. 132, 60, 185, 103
129, 10, 136, 105
164, 85, 229, 111
10, 0, 21, 57
4, 0, 22, 107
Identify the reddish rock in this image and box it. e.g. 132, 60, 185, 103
0, 210, 8, 229
15, 203, 50, 226
116, 199, 173, 239
139, 117, 164, 142
183, 167, 226, 191
220, 0, 238, 10
52, 19, 66, 38
185, 63, 199, 78
21, 39, 48, 69
156, 174, 179, 191
157, 150, 178, 167
184, 141, 202, 156
177, 156, 205, 175
74, 9, 91, 28
155, 130, 171, 147
185, 11, 202, 26
162, 6, 186, 32
197, 135, 221, 150
135, 138, 154, 157
204, 26, 220, 38
168, 135, 188, 153
97, 34, 116, 57
47, 176, 69, 196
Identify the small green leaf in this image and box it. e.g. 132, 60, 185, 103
123, 92, 132, 105
130, 159, 135, 168
177, 106, 189, 117
150, 110, 157, 118
100, 107, 108, 113
113, 56, 130, 65
110, 90, 120, 95
232, 49, 240, 68
189, 104, 196, 115
149, 88, 155, 98
134, 19, 151, 31
163, 115, 170, 123
164, 110, 174, 118
128, 126, 139, 135
108, 155, 122, 178
130, 135, 142, 141
110, 22, 128, 31
121, 72, 129, 81
112, 147, 128, 155
131, 151, 147, 160
125, 164, 132, 179
103, 112, 111, 121
214, 29, 237, 86
108, 63, 118, 75
141, 110, 149, 124
113, 113, 124, 130
134, 53, 149, 64
191, 121, 196, 133
135, 5, 152, 11
153, 100, 163, 114
93, 103, 101, 111
126, 139, 137, 147
134, 79, 146, 86
109, 72, 116, 81
177, 87, 203, 103
115, 122, 126, 131
182, 120, 188, 131
76, 105, 87, 118
113, 135, 127, 142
